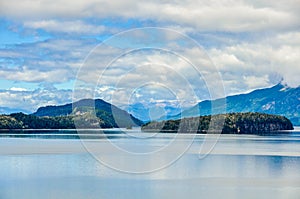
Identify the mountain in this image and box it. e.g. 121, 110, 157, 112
31, 99, 143, 128
33, 99, 114, 116
125, 102, 182, 122
165, 83, 300, 126
0, 98, 144, 129
0, 107, 29, 114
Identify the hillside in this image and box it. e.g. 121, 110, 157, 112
165, 83, 300, 126
34, 99, 114, 117
142, 112, 294, 134
33, 98, 143, 127
0, 115, 23, 129
0, 99, 143, 129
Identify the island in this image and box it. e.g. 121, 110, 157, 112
142, 112, 294, 134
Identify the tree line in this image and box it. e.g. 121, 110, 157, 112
0, 111, 140, 129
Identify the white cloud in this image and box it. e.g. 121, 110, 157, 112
0, 38, 98, 83
208, 31, 300, 93
9, 87, 28, 92
0, 66, 71, 83
243, 75, 270, 89
67, 27, 300, 108
0, 0, 299, 110
73, 44, 222, 108
0, 88, 72, 113
24, 20, 106, 34
1, 29, 299, 105
1, 0, 299, 33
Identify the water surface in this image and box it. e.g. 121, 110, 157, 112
0, 129, 299, 199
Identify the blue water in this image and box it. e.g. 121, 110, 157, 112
0, 129, 300, 199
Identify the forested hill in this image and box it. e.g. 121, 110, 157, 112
0, 99, 143, 129
142, 112, 294, 134
34, 99, 120, 117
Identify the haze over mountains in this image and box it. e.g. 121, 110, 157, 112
125, 102, 181, 122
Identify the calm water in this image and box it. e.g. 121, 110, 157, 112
0, 129, 300, 199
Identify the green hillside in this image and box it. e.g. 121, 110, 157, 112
0, 99, 143, 129
143, 112, 294, 134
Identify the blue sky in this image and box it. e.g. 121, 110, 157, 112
0, 0, 299, 113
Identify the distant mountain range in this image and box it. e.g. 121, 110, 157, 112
124, 102, 181, 122
0, 83, 299, 129
164, 83, 300, 126
0, 107, 29, 115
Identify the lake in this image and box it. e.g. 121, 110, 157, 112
0, 128, 300, 199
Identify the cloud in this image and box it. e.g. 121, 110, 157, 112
0, 38, 98, 83
80, 30, 298, 101
243, 75, 270, 89
0, 1, 299, 111
9, 87, 28, 92
208, 31, 300, 92
0, 66, 71, 83
24, 20, 107, 35
1, 28, 294, 107
0, 87, 72, 113
1, 0, 299, 33
1, 28, 299, 106
74, 44, 222, 107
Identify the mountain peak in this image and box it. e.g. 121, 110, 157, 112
166, 83, 300, 126
32, 98, 143, 127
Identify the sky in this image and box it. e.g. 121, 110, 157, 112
0, 0, 300, 113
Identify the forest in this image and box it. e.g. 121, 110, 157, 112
142, 112, 294, 134
0, 111, 140, 129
